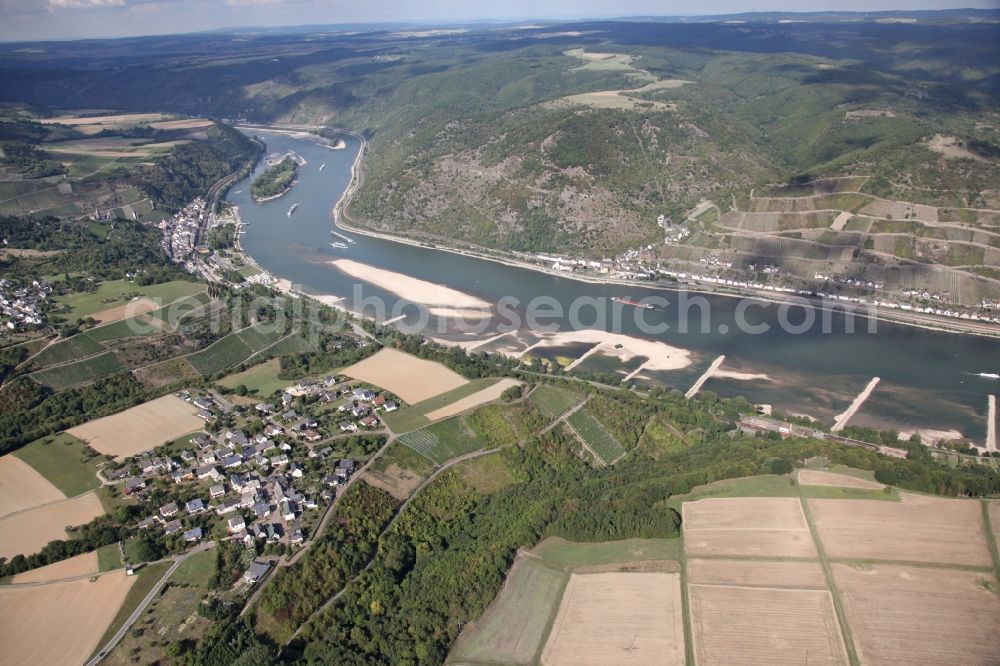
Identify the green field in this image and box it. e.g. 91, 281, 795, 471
453, 451, 521, 495
236, 324, 288, 352
448, 556, 567, 666
381, 378, 503, 433
30, 351, 124, 390
566, 409, 626, 464
86, 314, 164, 341
528, 384, 583, 418
531, 536, 682, 568
217, 358, 293, 397
55, 279, 204, 319
664, 472, 898, 512
252, 333, 317, 358
32, 334, 105, 367
186, 332, 254, 376
371, 441, 438, 478
169, 548, 217, 587
96, 543, 122, 571
13, 432, 102, 497
398, 415, 484, 464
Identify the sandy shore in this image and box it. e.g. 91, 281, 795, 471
428, 306, 492, 320
713, 369, 772, 381
519, 329, 692, 372
330, 258, 492, 310
896, 428, 963, 444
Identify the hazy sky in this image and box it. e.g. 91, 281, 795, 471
0, 0, 996, 41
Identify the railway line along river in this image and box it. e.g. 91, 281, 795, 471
231, 128, 1000, 444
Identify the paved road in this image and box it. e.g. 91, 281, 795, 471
85, 542, 216, 666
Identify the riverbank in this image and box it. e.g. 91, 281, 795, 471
323, 128, 1000, 341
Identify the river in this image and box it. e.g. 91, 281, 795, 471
231, 129, 1000, 443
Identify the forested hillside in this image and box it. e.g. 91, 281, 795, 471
1, 18, 996, 254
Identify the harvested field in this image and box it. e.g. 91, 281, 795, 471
40, 113, 168, 126
0, 570, 135, 666
424, 378, 521, 421
449, 556, 567, 665
797, 469, 884, 490
541, 572, 684, 666
833, 563, 1000, 665
991, 501, 1000, 545
0, 454, 64, 518
383, 377, 507, 432
688, 584, 848, 666
149, 118, 213, 130
341, 348, 468, 404
88, 297, 157, 324
43, 137, 188, 158
682, 497, 817, 558
68, 394, 203, 460
686, 559, 828, 589
12, 551, 99, 584
0, 491, 105, 559
808, 494, 991, 566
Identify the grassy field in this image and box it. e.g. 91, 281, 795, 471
32, 334, 105, 367
13, 432, 102, 498
31, 352, 124, 390
371, 441, 438, 478
96, 543, 122, 571
528, 384, 583, 418
453, 451, 521, 495
55, 280, 204, 320
168, 548, 216, 587
531, 537, 682, 568
665, 473, 898, 513
448, 556, 568, 665
381, 377, 503, 433
566, 409, 626, 464
217, 358, 293, 397
186, 332, 253, 376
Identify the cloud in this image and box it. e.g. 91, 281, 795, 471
49, 0, 126, 7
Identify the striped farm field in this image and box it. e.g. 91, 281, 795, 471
528, 384, 582, 418
186, 333, 253, 376
398, 415, 488, 464
689, 584, 848, 666
31, 352, 124, 390
33, 334, 105, 367
236, 324, 287, 352
397, 429, 440, 461
448, 555, 567, 665
566, 409, 625, 464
